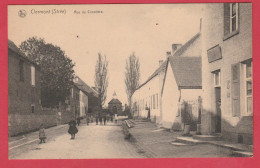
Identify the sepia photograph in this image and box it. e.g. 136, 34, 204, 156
7, 3, 253, 159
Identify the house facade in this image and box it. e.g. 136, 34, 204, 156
161, 56, 202, 130
108, 93, 122, 115
201, 3, 252, 144
132, 61, 166, 123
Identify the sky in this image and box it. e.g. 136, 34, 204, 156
8, 4, 204, 106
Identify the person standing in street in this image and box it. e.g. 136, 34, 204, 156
99, 113, 103, 125
68, 117, 78, 139
103, 113, 107, 125
95, 113, 99, 125
114, 113, 118, 123
39, 124, 46, 144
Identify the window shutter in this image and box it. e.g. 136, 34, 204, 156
224, 3, 230, 36
231, 63, 240, 117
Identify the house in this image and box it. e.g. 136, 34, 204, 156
201, 3, 252, 145
161, 56, 202, 130
70, 76, 99, 118
108, 92, 122, 115
131, 60, 166, 123
8, 40, 42, 135
161, 31, 202, 130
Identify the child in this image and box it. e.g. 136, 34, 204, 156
68, 118, 78, 139
39, 124, 46, 144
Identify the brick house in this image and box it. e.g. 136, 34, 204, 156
8, 40, 44, 136
201, 3, 252, 144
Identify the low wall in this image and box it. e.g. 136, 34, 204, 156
9, 109, 73, 136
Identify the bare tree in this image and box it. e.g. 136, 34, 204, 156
125, 53, 140, 118
95, 53, 109, 109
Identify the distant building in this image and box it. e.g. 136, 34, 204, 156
71, 76, 99, 118
108, 92, 122, 115
201, 3, 252, 144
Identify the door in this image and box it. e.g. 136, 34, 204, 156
215, 87, 221, 133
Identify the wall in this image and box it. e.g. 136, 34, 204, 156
178, 34, 201, 57
161, 62, 180, 129
9, 108, 73, 136
132, 74, 160, 122
79, 90, 88, 117
201, 3, 252, 144
8, 49, 41, 115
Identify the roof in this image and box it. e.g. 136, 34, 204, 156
74, 76, 98, 97
8, 39, 38, 66
136, 61, 167, 90
173, 33, 200, 57
168, 56, 202, 88
108, 98, 122, 104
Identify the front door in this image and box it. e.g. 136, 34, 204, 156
215, 87, 221, 133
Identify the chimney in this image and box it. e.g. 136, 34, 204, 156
166, 51, 171, 58
159, 60, 163, 66
172, 44, 182, 55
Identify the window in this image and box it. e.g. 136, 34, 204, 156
224, 3, 239, 39
19, 60, 24, 81
31, 65, 35, 86
156, 93, 158, 109
153, 94, 155, 109
213, 70, 221, 87
230, 3, 238, 33
243, 61, 253, 114
231, 63, 240, 117
31, 104, 35, 113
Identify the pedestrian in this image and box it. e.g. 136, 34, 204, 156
77, 117, 81, 126
39, 124, 46, 144
68, 118, 78, 140
96, 113, 99, 125
114, 113, 118, 123
86, 114, 90, 125
103, 114, 107, 125
99, 113, 103, 125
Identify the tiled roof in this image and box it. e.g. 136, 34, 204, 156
136, 61, 167, 90
168, 56, 202, 88
108, 98, 122, 104
173, 33, 200, 57
8, 39, 37, 66
74, 76, 98, 97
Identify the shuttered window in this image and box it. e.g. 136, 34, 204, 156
224, 3, 239, 39
231, 63, 240, 117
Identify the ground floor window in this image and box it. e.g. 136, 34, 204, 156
243, 60, 253, 115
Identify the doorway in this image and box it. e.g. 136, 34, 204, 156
215, 87, 221, 133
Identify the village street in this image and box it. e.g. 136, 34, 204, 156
9, 117, 247, 159
9, 119, 145, 159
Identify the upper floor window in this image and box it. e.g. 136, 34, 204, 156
230, 3, 238, 33
224, 3, 239, 39
31, 65, 35, 86
19, 60, 24, 82
213, 70, 221, 87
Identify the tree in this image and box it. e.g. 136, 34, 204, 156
125, 53, 140, 118
20, 37, 75, 107
94, 53, 109, 109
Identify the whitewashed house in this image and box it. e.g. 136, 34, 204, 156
161, 56, 202, 130
132, 61, 166, 124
